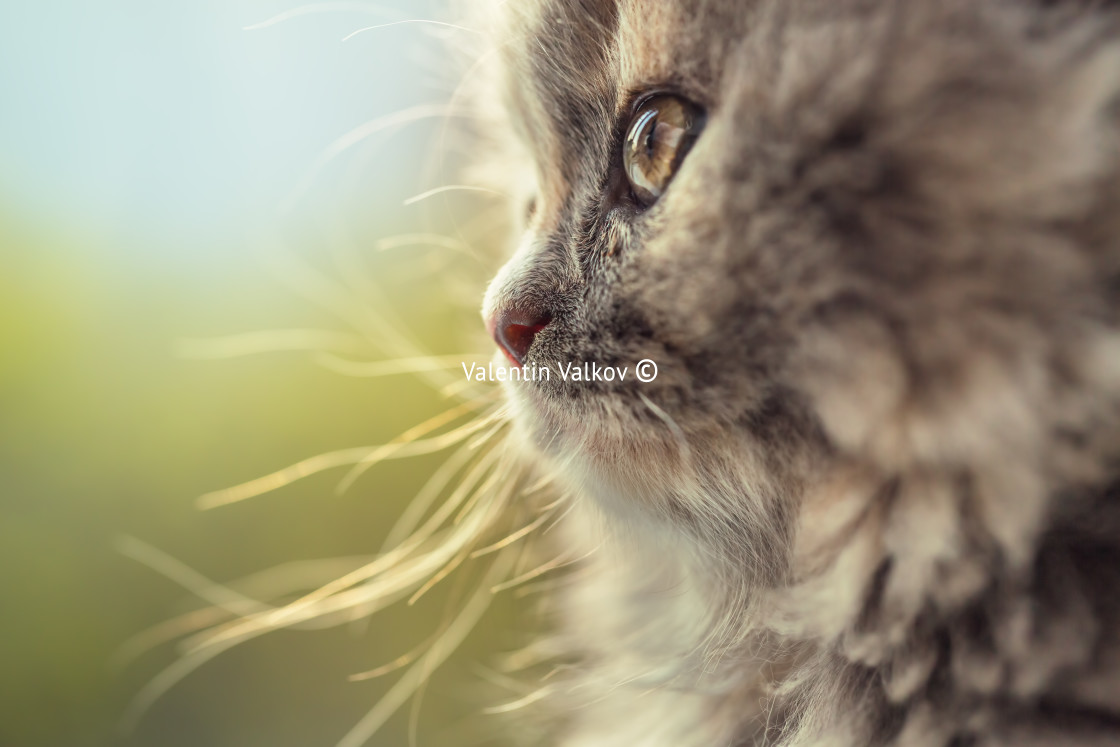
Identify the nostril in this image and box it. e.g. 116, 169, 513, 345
490, 309, 550, 367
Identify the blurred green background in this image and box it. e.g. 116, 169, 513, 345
0, 3, 524, 746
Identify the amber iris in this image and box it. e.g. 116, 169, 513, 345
623, 94, 705, 206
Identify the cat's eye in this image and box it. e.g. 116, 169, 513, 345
623, 94, 705, 207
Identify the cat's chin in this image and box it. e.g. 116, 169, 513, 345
503, 382, 703, 520
503, 378, 634, 458
502, 380, 607, 461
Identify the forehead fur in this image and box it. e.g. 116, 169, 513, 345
499, 0, 619, 200
500, 0, 753, 169
616, 0, 753, 98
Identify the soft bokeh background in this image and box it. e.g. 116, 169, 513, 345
0, 2, 523, 745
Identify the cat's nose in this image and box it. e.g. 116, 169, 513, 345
488, 307, 550, 367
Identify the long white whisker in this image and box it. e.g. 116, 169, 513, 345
175, 329, 367, 359
116, 537, 271, 617
311, 352, 489, 378
197, 398, 493, 510
469, 511, 552, 558
378, 433, 497, 552
282, 104, 461, 212
490, 548, 593, 594
252, 235, 456, 393
639, 392, 693, 466
190, 477, 510, 655
374, 233, 471, 253
197, 447, 375, 509
334, 551, 516, 747
373, 232, 486, 263
336, 418, 494, 494
402, 185, 506, 206
243, 3, 401, 31
119, 630, 244, 734
341, 20, 482, 43
481, 686, 554, 715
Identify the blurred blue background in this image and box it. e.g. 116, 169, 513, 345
0, 2, 521, 745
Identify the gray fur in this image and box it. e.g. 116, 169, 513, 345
469, 0, 1120, 743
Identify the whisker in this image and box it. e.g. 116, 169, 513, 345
375, 233, 473, 254
429, 44, 506, 252
402, 185, 506, 206
534, 491, 570, 513
311, 352, 489, 378
148, 496, 498, 720
119, 632, 244, 734
489, 549, 591, 594
130, 14, 551, 741
410, 475, 520, 606
184, 548, 441, 655
113, 554, 377, 669
349, 630, 438, 681
336, 398, 502, 493
540, 495, 579, 536
221, 450, 506, 632
450, 458, 510, 528
341, 20, 483, 43
112, 606, 232, 672
373, 231, 487, 266
197, 447, 377, 509
471, 662, 536, 692
116, 537, 271, 618
198, 432, 471, 511
481, 686, 553, 715
407, 546, 470, 606
283, 104, 462, 211
511, 575, 581, 599
198, 393, 496, 509
322, 214, 422, 358
524, 471, 559, 497
469, 511, 552, 558
407, 659, 433, 747
438, 377, 481, 399
639, 392, 693, 466
465, 414, 509, 450
255, 234, 424, 364
175, 329, 366, 360
251, 238, 494, 399
378, 441, 484, 552
452, 454, 512, 525
243, 3, 401, 31
334, 551, 516, 747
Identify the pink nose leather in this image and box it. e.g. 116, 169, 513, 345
489, 309, 550, 367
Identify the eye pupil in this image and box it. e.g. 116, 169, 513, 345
622, 94, 705, 208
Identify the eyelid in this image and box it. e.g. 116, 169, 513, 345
622, 89, 670, 129
622, 86, 709, 122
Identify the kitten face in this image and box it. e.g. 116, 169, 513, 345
482, 0, 1120, 582
471, 0, 1120, 741
483, 0, 812, 539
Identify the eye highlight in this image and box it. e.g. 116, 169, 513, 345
623, 94, 705, 207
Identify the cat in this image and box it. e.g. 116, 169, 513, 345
464, 0, 1120, 744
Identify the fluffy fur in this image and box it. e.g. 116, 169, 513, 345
467, 0, 1120, 744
